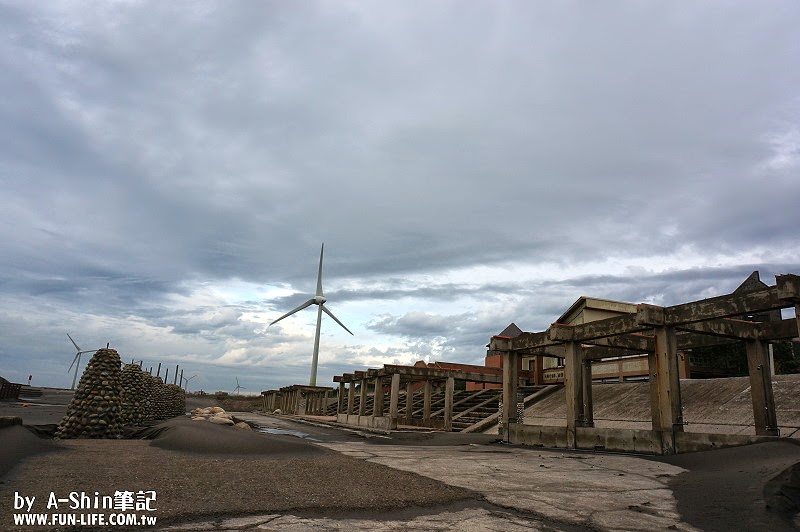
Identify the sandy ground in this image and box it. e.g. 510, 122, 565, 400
0, 418, 477, 531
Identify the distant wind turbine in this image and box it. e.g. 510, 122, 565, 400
66, 333, 99, 390
232, 377, 245, 395
270, 243, 353, 386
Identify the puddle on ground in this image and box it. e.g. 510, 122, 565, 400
255, 427, 322, 442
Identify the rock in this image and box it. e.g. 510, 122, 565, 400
55, 348, 124, 439
233, 422, 252, 431
208, 416, 234, 426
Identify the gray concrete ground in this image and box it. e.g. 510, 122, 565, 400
4, 391, 799, 530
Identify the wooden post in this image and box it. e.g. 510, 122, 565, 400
423, 380, 432, 423
358, 380, 367, 416
444, 376, 455, 431
564, 341, 581, 447
501, 350, 518, 442
405, 382, 414, 424
582, 356, 594, 427
156, 362, 161, 378
173, 364, 179, 385
533, 355, 544, 385
746, 340, 779, 436
373, 376, 384, 417
337, 382, 345, 415
347, 382, 355, 415
389, 374, 400, 422
652, 326, 683, 454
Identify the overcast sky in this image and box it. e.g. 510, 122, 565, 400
2, 1, 799, 394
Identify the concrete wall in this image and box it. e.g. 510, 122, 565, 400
521, 374, 800, 437
337, 413, 397, 431
509, 423, 776, 454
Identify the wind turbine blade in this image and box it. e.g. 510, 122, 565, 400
67, 353, 80, 373
316, 243, 324, 297
270, 299, 316, 326
321, 304, 353, 335
67, 333, 81, 352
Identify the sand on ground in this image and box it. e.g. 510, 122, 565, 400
0, 418, 477, 531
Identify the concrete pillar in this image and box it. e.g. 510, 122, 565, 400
532, 355, 544, 385
501, 350, 519, 442
389, 373, 401, 421
347, 382, 355, 415
564, 341, 582, 447
405, 382, 414, 424
423, 380, 432, 423
373, 376, 384, 417
582, 356, 594, 427
746, 340, 779, 436
358, 380, 367, 416
337, 383, 345, 414
444, 376, 455, 431
651, 327, 683, 454
677, 351, 690, 379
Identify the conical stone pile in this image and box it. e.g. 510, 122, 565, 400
164, 384, 186, 417
120, 363, 151, 426
149, 376, 170, 420
55, 348, 124, 439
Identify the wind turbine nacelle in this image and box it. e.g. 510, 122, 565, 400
314, 295, 326, 305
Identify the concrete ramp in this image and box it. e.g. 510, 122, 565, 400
521, 374, 800, 437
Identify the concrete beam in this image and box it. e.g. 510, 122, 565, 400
582, 333, 653, 352
760, 317, 800, 340
358, 380, 367, 416
745, 340, 780, 436
776, 274, 800, 302
389, 373, 400, 421
373, 376, 384, 417
381, 364, 505, 384
501, 350, 519, 442
346, 382, 355, 415
564, 341, 582, 448
663, 287, 785, 325
444, 376, 455, 432
405, 382, 414, 424
423, 381, 432, 423
651, 327, 683, 454
676, 318, 761, 340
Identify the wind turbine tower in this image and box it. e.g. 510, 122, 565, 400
66, 333, 99, 390
270, 243, 353, 386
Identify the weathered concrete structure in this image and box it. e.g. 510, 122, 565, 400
333, 363, 537, 431
262, 385, 333, 415
490, 273, 800, 454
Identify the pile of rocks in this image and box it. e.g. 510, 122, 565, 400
120, 363, 151, 426
149, 377, 171, 420
190, 407, 251, 430
55, 348, 124, 439
164, 384, 186, 418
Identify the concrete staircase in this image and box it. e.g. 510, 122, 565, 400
326, 385, 559, 432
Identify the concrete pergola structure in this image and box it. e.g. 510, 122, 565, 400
261, 384, 334, 416
490, 274, 800, 455
334, 364, 532, 431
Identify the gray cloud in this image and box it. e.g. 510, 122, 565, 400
1, 2, 799, 391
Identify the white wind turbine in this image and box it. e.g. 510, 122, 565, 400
66, 333, 99, 390
270, 243, 353, 386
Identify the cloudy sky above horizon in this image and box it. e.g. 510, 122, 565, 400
2, 1, 799, 393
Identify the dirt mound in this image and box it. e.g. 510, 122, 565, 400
0, 425, 63, 478
139, 418, 325, 457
